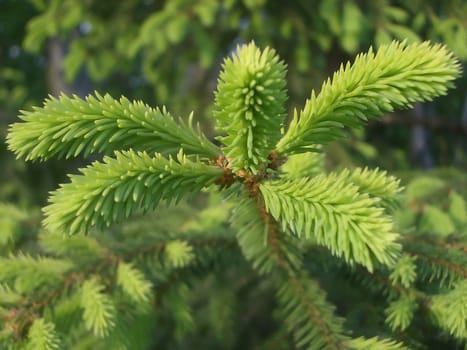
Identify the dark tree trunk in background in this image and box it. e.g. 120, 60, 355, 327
47, 38, 71, 96
462, 93, 467, 133
411, 102, 434, 169
47, 37, 91, 98
457, 93, 467, 166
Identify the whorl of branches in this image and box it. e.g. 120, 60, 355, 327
5, 40, 463, 349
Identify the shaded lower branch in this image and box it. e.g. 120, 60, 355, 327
246, 187, 347, 349
5, 234, 238, 342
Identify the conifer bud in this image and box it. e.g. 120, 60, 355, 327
214, 42, 287, 172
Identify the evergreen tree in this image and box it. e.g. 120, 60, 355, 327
3, 41, 465, 349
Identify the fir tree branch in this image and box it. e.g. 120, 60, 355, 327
123, 235, 238, 264
41, 285, 83, 340
347, 264, 419, 301
0, 203, 28, 250
344, 336, 410, 350
302, 247, 418, 340
26, 318, 61, 350
164, 240, 196, 268
260, 173, 401, 272
230, 194, 302, 275
280, 151, 325, 179
214, 42, 287, 172
80, 277, 116, 337
43, 150, 223, 235
384, 296, 417, 332
0, 283, 22, 305
39, 230, 105, 262
340, 261, 467, 339
429, 280, 467, 340
276, 41, 461, 155
338, 263, 425, 335
0, 254, 73, 293
232, 188, 349, 350
2, 39, 463, 348
402, 236, 467, 285
345, 167, 402, 212
3, 231, 238, 344
389, 255, 417, 289
116, 262, 152, 304
6, 253, 140, 344
402, 234, 467, 254
7, 92, 220, 161
276, 273, 349, 350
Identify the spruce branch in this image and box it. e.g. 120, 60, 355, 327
345, 336, 410, 350
260, 173, 400, 272
26, 318, 61, 350
276, 274, 348, 350
3, 232, 237, 345
116, 262, 152, 304
230, 195, 302, 275
339, 260, 466, 339
276, 41, 461, 155
164, 240, 195, 268
384, 296, 417, 331
214, 42, 287, 172
7, 92, 220, 161
2, 267, 100, 343
231, 190, 349, 350
280, 151, 325, 179
0, 254, 73, 293
43, 150, 223, 235
80, 277, 116, 337
402, 235, 467, 285
346, 167, 402, 212
0, 201, 238, 345
0, 203, 28, 249
0, 283, 22, 305
122, 233, 237, 269
208, 288, 237, 346
163, 283, 195, 336
343, 265, 401, 300
3, 39, 463, 348
44, 290, 82, 339
389, 255, 417, 289
430, 280, 467, 340
39, 231, 104, 262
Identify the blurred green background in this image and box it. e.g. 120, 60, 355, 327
0, 1, 466, 348
1, 0, 466, 208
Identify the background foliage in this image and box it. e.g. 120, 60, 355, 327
0, 0, 466, 349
